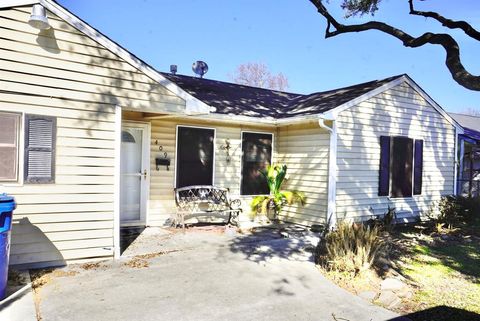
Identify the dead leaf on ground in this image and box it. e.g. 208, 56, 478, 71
123, 257, 149, 268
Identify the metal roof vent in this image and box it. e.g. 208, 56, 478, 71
28, 4, 50, 30
170, 65, 178, 75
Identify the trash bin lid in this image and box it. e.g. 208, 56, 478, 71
0, 194, 14, 203
0, 194, 16, 213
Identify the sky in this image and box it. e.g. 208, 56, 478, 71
58, 0, 480, 113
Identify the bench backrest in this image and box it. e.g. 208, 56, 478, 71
174, 185, 231, 212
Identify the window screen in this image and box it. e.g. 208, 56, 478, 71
241, 132, 273, 195
0, 112, 20, 182
24, 114, 56, 184
176, 126, 215, 188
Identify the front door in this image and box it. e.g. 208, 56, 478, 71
120, 123, 149, 226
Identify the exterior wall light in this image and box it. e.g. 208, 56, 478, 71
28, 4, 51, 30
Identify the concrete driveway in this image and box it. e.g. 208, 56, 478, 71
36, 226, 401, 321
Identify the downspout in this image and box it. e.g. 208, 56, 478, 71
318, 116, 337, 230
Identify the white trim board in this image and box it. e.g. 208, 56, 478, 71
1, 0, 211, 115
113, 105, 121, 259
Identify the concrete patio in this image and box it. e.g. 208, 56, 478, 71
32, 225, 401, 321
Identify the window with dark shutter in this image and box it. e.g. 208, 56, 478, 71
413, 140, 423, 195
0, 112, 20, 182
378, 135, 422, 198
241, 132, 273, 195
378, 136, 390, 196
24, 115, 56, 184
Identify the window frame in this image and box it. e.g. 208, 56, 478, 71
0, 111, 24, 185
380, 135, 423, 199
239, 130, 274, 196
174, 125, 216, 188
389, 136, 414, 198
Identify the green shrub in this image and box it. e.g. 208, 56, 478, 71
437, 195, 480, 228
315, 221, 384, 275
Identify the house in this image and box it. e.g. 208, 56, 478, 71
0, 0, 462, 268
450, 113, 480, 197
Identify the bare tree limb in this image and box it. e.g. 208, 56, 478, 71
309, 0, 480, 91
408, 0, 480, 41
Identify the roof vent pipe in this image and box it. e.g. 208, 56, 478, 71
28, 4, 50, 30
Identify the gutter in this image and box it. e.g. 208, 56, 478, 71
318, 115, 338, 230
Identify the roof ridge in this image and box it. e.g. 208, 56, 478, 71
160, 72, 304, 96
303, 74, 406, 97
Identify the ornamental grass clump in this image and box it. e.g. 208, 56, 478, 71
315, 221, 384, 275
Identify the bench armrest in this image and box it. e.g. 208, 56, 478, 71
230, 198, 242, 211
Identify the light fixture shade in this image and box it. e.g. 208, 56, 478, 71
28, 4, 50, 30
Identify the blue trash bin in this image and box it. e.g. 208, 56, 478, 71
0, 194, 16, 300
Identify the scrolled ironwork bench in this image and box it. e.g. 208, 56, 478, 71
174, 185, 242, 230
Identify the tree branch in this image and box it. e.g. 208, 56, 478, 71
409, 0, 480, 41
309, 0, 480, 91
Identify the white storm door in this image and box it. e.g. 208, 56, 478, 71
120, 124, 149, 225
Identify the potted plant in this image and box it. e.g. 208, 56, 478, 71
250, 164, 306, 221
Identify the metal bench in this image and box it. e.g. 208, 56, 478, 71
174, 185, 242, 229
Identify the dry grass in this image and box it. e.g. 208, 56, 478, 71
7, 269, 27, 286
316, 221, 385, 275
318, 222, 480, 320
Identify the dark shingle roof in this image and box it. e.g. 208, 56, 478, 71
161, 73, 405, 119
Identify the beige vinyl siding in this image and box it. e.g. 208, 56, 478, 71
0, 6, 185, 267
276, 123, 329, 225
335, 82, 456, 221
121, 115, 278, 226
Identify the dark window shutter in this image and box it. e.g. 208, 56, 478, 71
378, 136, 391, 196
413, 139, 423, 195
24, 115, 56, 184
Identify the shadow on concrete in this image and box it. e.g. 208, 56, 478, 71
388, 305, 480, 321
225, 224, 320, 263
120, 227, 145, 254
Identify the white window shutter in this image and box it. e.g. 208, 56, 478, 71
25, 115, 56, 184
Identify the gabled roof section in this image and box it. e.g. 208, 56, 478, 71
1, 0, 211, 114
450, 113, 480, 132
161, 73, 404, 119
321, 74, 463, 132
286, 75, 404, 118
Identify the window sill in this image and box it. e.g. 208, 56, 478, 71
239, 194, 270, 198
387, 195, 421, 200
0, 182, 23, 188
